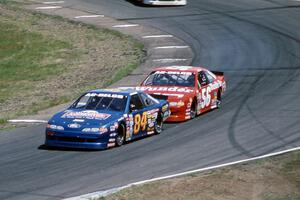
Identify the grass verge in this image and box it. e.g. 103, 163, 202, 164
0, 1, 144, 128
103, 151, 300, 200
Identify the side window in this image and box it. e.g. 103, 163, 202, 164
143, 72, 155, 86
198, 71, 208, 87
204, 71, 215, 84
140, 93, 155, 107
130, 94, 144, 112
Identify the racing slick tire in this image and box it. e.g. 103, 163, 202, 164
154, 113, 163, 134
217, 90, 222, 109
190, 100, 197, 119
116, 123, 125, 147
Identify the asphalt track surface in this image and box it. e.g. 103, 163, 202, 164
1, 0, 300, 199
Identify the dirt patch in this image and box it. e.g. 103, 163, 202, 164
104, 151, 300, 200
0, 2, 144, 128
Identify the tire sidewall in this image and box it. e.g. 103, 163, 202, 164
115, 124, 125, 146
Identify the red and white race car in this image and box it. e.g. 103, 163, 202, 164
137, 66, 226, 122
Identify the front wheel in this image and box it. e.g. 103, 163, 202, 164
115, 124, 125, 147
154, 114, 163, 134
190, 101, 196, 119
217, 90, 222, 109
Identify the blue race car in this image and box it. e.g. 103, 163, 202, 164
45, 88, 170, 150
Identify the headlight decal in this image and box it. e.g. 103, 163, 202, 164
47, 124, 64, 131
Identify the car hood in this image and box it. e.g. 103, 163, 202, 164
48, 109, 123, 129
136, 86, 194, 98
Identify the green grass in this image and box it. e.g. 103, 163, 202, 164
0, 2, 144, 127
265, 194, 300, 200
0, 21, 72, 100
280, 152, 300, 189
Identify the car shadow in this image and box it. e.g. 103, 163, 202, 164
37, 144, 106, 152
125, 0, 183, 7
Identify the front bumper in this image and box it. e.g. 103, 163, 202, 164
44, 130, 111, 150
45, 138, 108, 150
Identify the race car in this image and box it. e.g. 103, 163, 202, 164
45, 88, 170, 150
137, 66, 226, 122
137, 0, 187, 6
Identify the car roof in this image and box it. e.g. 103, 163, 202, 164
153, 66, 207, 73
88, 87, 139, 95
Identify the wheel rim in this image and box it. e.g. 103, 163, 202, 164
116, 127, 124, 146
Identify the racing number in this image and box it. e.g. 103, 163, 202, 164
133, 112, 147, 134
201, 87, 211, 108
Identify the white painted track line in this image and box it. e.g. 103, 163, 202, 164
42, 1, 64, 4
142, 35, 173, 38
9, 119, 48, 123
153, 58, 188, 63
112, 24, 139, 28
74, 15, 104, 19
35, 6, 62, 9
154, 46, 189, 49
64, 146, 300, 200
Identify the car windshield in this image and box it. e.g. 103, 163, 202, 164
70, 93, 127, 112
143, 71, 195, 87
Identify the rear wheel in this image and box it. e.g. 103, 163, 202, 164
115, 124, 125, 147
154, 113, 163, 134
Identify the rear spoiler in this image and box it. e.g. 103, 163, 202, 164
211, 71, 224, 76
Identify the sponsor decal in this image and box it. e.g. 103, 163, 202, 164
165, 66, 193, 71
68, 123, 81, 129
109, 138, 116, 142
147, 131, 154, 135
169, 100, 185, 107
107, 143, 115, 148
110, 126, 116, 132
148, 119, 155, 128
125, 116, 133, 140
136, 86, 193, 93
73, 119, 85, 122
155, 71, 192, 75
85, 93, 124, 99
210, 82, 220, 90
61, 110, 111, 120
110, 133, 117, 137
114, 122, 119, 129
99, 127, 108, 133
162, 104, 168, 112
